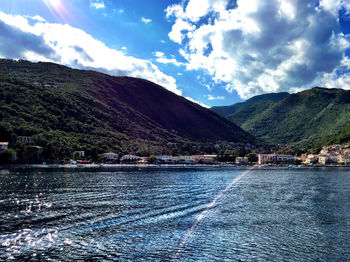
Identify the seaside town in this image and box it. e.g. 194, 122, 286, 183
1, 136, 350, 166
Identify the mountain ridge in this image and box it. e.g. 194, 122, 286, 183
212, 87, 350, 153
0, 59, 255, 159
211, 92, 289, 118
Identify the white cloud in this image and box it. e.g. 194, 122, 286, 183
168, 19, 195, 44
154, 51, 165, 58
207, 95, 224, 101
205, 84, 212, 91
30, 15, 46, 22
0, 11, 182, 95
153, 51, 185, 66
185, 96, 209, 108
166, 0, 350, 98
141, 17, 152, 24
90, 0, 105, 9
320, 56, 350, 90
113, 9, 124, 14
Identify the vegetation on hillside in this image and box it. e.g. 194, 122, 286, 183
0, 59, 257, 163
211, 92, 289, 119
212, 88, 350, 153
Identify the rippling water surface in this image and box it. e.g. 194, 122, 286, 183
0, 166, 349, 261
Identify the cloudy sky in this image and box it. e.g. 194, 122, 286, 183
0, 0, 349, 106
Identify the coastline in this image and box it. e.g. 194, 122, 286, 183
1, 163, 350, 172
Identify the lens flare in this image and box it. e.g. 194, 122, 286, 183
48, 0, 60, 8
43, 0, 70, 22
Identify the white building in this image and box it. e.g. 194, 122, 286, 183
184, 156, 195, 164
236, 157, 248, 165
328, 154, 339, 163
156, 155, 172, 163
121, 155, 142, 162
74, 151, 85, 157
305, 154, 318, 164
258, 154, 275, 164
191, 155, 216, 164
101, 152, 119, 161
276, 155, 296, 162
171, 156, 195, 164
258, 154, 296, 164
318, 154, 339, 165
0, 142, 8, 150
338, 155, 350, 165
321, 144, 341, 154
17, 136, 31, 144
318, 155, 328, 165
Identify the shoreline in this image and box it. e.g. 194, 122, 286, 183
1, 163, 350, 171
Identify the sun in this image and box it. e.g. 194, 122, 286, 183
44, 0, 61, 8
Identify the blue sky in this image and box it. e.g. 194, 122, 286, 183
0, 0, 349, 107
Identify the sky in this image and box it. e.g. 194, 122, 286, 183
0, 0, 349, 107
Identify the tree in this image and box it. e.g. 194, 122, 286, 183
216, 150, 236, 162
43, 143, 55, 162
246, 153, 258, 163
72, 151, 81, 160
295, 159, 302, 165
88, 147, 99, 162
148, 155, 156, 164
0, 149, 16, 164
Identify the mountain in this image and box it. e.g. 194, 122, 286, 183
212, 88, 350, 153
211, 92, 289, 118
0, 59, 254, 159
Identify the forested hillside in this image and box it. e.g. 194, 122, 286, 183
0, 59, 255, 161
212, 87, 350, 153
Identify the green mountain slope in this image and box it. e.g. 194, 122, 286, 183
211, 92, 289, 118
0, 59, 254, 158
212, 87, 350, 152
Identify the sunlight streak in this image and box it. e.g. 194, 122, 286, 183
172, 165, 257, 261
43, 0, 70, 22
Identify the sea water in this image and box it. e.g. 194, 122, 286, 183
0, 166, 349, 261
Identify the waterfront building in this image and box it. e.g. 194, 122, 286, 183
17, 136, 31, 144
305, 154, 318, 164
258, 154, 296, 164
236, 157, 248, 165
318, 155, 328, 165
318, 154, 339, 165
120, 154, 142, 163
258, 154, 275, 164
100, 152, 119, 162
191, 155, 216, 164
170, 156, 194, 164
0, 142, 8, 151
328, 153, 340, 163
74, 151, 85, 158
184, 156, 195, 164
338, 155, 350, 165
156, 155, 172, 164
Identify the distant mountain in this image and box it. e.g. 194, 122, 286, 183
211, 92, 289, 118
212, 88, 350, 152
0, 59, 254, 159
